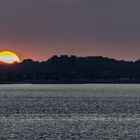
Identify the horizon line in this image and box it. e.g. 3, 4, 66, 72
21, 55, 138, 63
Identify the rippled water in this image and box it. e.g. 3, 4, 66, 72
0, 84, 140, 139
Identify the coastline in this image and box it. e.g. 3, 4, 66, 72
0, 79, 140, 84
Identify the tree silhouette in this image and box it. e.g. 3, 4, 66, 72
0, 55, 139, 83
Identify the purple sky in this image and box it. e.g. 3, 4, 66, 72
0, 0, 140, 61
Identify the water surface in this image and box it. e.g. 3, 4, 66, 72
0, 84, 140, 139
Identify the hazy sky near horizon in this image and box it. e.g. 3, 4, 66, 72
0, 0, 140, 61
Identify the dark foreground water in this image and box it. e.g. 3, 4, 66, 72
0, 84, 140, 139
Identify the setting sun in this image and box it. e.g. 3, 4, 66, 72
0, 51, 20, 64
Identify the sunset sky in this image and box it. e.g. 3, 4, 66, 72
0, 0, 140, 61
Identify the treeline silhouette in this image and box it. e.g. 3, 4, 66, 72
0, 55, 140, 83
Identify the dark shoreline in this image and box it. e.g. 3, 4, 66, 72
0, 79, 140, 84
0, 56, 140, 84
